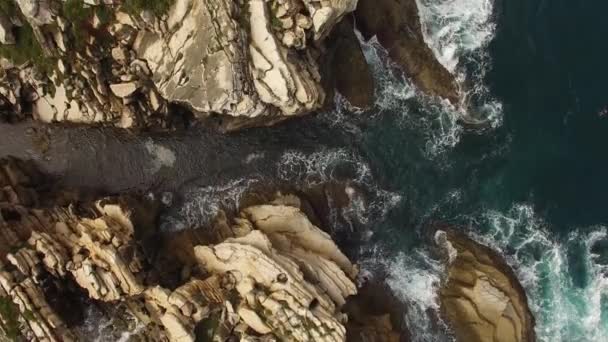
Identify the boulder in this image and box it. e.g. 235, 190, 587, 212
15, 0, 54, 26
325, 18, 375, 108
436, 230, 536, 342
195, 230, 352, 341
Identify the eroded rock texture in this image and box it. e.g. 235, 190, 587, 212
436, 230, 536, 342
0, 0, 361, 130
0, 157, 407, 341
0, 0, 471, 130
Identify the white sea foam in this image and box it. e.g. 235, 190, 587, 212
359, 245, 453, 342
331, 1, 502, 156
178, 176, 262, 228
176, 148, 401, 232
416, 0, 503, 125
416, 0, 496, 73
76, 305, 141, 341
277, 148, 402, 230
472, 204, 608, 342
355, 35, 465, 157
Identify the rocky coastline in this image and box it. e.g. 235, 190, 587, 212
0, 157, 409, 341
0, 0, 463, 131
435, 229, 536, 342
0, 155, 538, 341
0, 1, 540, 341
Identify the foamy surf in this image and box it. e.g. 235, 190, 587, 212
416, 0, 496, 73
416, 0, 503, 127
277, 148, 402, 230
359, 244, 453, 342
174, 148, 401, 233
472, 204, 608, 341
353, 35, 465, 157
326, 0, 502, 157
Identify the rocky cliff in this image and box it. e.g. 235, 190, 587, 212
0, 157, 405, 341
355, 0, 460, 104
0, 0, 357, 130
435, 230, 536, 342
0, 0, 460, 130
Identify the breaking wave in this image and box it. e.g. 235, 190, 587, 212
416, 0, 503, 126
175, 148, 401, 232
416, 0, 496, 73
359, 243, 453, 342
177, 177, 263, 229
354, 35, 465, 157
471, 204, 608, 341
277, 148, 402, 231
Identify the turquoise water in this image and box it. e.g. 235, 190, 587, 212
338, 0, 608, 340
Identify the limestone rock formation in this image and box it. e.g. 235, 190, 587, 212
196, 201, 360, 341
355, 0, 460, 104
435, 230, 536, 342
0, 157, 402, 341
0, 0, 361, 129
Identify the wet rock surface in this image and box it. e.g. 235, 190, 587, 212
435, 230, 536, 342
324, 18, 375, 109
355, 0, 460, 105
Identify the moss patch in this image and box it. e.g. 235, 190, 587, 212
0, 0, 17, 16
0, 296, 22, 340
121, 0, 175, 17
0, 23, 53, 74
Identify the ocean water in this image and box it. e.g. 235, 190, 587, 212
331, 0, 608, 340
163, 0, 608, 340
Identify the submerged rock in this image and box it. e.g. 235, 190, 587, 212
435, 230, 536, 342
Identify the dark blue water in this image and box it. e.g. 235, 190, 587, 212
331, 0, 608, 340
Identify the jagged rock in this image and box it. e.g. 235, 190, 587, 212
196, 237, 349, 341
436, 230, 536, 342
248, 0, 325, 116
134, 0, 266, 118
110, 81, 139, 98
1, 0, 362, 129
0, 158, 375, 341
15, 0, 54, 26
325, 18, 375, 108
300, 0, 357, 40
243, 204, 357, 278
355, 0, 460, 104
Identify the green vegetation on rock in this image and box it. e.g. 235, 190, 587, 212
62, 0, 93, 50
0, 23, 53, 73
62, 0, 114, 51
121, 0, 175, 17
0, 0, 16, 16
0, 296, 22, 340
